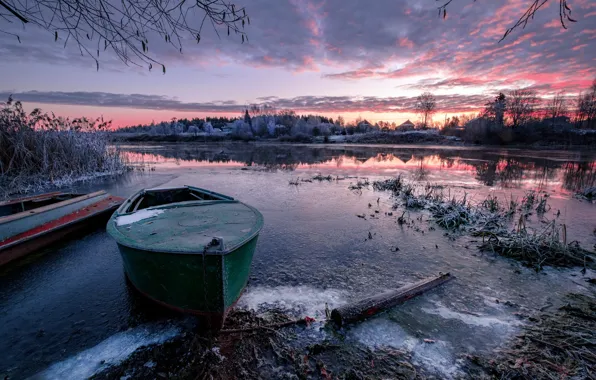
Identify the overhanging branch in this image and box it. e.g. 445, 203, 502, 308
0, 0, 28, 23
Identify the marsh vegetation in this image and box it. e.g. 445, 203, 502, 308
0, 98, 128, 198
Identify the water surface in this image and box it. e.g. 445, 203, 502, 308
1, 143, 595, 379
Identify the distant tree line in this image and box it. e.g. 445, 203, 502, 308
114, 79, 596, 144
113, 106, 377, 140
442, 79, 596, 144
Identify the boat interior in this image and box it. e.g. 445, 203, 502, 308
124, 187, 231, 213
0, 193, 83, 217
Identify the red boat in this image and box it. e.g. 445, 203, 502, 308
0, 191, 124, 267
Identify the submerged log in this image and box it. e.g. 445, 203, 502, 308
330, 272, 454, 328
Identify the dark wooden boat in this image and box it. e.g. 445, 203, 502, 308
106, 186, 264, 329
0, 191, 124, 267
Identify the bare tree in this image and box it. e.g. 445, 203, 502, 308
546, 91, 568, 127
249, 104, 262, 117
507, 89, 538, 128
0, 0, 249, 71
575, 79, 596, 128
437, 0, 578, 41
483, 92, 506, 127
415, 92, 437, 128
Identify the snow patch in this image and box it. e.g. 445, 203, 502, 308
30, 324, 179, 380
350, 319, 461, 378
237, 285, 346, 320
116, 209, 164, 226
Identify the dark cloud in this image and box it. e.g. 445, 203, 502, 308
1, 90, 490, 114
0, 0, 594, 99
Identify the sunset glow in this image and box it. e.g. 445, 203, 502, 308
1, 0, 595, 127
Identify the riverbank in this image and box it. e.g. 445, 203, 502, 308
89, 290, 596, 379
110, 129, 596, 148
109, 131, 462, 145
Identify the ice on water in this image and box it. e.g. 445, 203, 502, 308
31, 324, 179, 380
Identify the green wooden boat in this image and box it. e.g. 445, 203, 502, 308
106, 186, 263, 328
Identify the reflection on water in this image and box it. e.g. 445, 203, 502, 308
563, 161, 596, 192
2, 142, 594, 379
120, 143, 596, 192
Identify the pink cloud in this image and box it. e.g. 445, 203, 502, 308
398, 37, 414, 49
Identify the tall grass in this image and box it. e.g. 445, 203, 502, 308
0, 98, 128, 198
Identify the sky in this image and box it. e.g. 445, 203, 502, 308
0, 0, 595, 127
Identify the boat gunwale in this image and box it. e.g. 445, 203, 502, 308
113, 185, 234, 217
107, 186, 263, 256
0, 191, 107, 225
0, 196, 123, 251
0, 191, 65, 207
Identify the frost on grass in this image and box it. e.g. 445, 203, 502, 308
480, 220, 596, 271
370, 176, 596, 270
372, 175, 404, 194
370, 176, 522, 233
0, 98, 129, 198
429, 194, 475, 229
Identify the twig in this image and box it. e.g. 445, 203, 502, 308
220, 317, 310, 334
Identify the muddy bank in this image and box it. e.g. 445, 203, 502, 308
91, 291, 596, 380
466, 292, 596, 379
91, 309, 428, 380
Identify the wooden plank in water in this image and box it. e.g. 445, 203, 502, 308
330, 272, 454, 328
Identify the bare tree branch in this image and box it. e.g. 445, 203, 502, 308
437, 0, 578, 41
0, 0, 249, 72
415, 92, 437, 128
0, 0, 28, 22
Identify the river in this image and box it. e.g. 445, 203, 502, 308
1, 143, 595, 379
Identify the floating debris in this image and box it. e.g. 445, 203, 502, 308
312, 174, 333, 182
348, 178, 370, 193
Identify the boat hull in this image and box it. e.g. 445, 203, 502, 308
0, 193, 123, 267
115, 235, 259, 328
